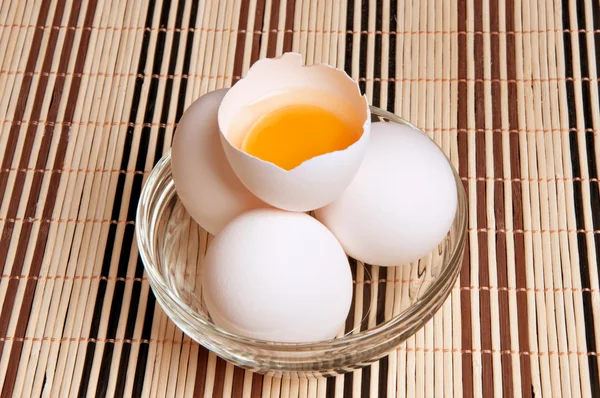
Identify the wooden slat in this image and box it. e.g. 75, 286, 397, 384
0, 0, 599, 396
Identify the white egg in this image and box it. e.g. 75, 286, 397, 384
171, 89, 267, 235
202, 209, 353, 343
315, 122, 458, 267
218, 52, 370, 212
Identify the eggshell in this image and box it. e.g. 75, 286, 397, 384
315, 122, 458, 267
171, 89, 266, 235
218, 52, 370, 212
202, 209, 353, 343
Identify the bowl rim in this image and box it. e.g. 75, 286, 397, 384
136, 106, 467, 360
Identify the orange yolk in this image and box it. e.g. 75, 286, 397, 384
241, 104, 361, 171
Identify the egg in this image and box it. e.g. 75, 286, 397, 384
202, 209, 353, 343
315, 122, 458, 267
218, 52, 370, 212
171, 89, 267, 235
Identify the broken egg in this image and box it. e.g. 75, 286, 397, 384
218, 52, 370, 212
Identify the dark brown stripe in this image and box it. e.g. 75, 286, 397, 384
490, 0, 514, 394
282, 0, 296, 52
361, 264, 372, 332
0, 0, 66, 358
505, 0, 531, 395
326, 376, 336, 397
473, 0, 494, 395
566, 0, 600, 393
250, 0, 267, 64
192, 346, 209, 397
232, 0, 251, 84
212, 357, 227, 397
386, 0, 397, 111
376, 267, 388, 398
0, 0, 73, 371
459, 239, 473, 398
0, 0, 99, 395
457, 0, 473, 395
371, 0, 383, 108
361, 364, 371, 398
231, 366, 245, 398
251, 372, 264, 398
0, 14, 54, 208
344, 370, 353, 397
266, 0, 281, 57
345, 259, 357, 333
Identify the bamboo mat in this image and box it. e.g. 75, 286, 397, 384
0, 0, 599, 396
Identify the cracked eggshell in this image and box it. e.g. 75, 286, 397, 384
217, 52, 371, 212
171, 89, 267, 236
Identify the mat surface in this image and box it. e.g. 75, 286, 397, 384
0, 0, 599, 396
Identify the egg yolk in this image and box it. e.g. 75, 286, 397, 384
241, 104, 361, 171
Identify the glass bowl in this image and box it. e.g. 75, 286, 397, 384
136, 107, 467, 376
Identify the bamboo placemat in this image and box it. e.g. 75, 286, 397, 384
0, 0, 599, 396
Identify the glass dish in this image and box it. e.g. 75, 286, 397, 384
136, 107, 467, 376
